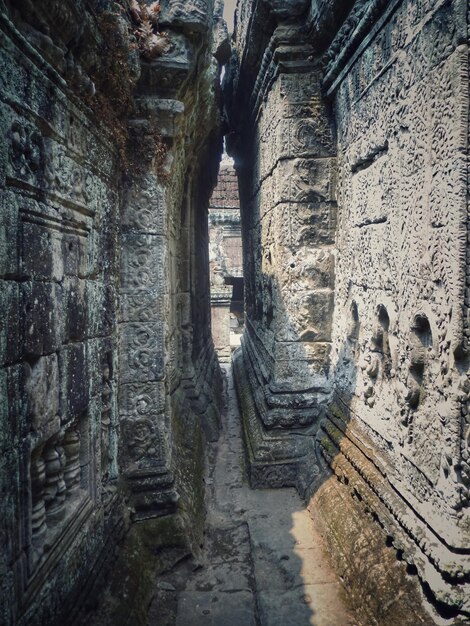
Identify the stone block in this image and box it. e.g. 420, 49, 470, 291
272, 158, 336, 205
119, 412, 164, 469
120, 233, 166, 292
1, 364, 27, 450
289, 201, 336, 247
87, 280, 117, 339
121, 177, 166, 234
275, 116, 334, 160
21, 220, 64, 281
24, 353, 60, 441
272, 356, 331, 390
277, 248, 335, 291
86, 279, 103, 339
0, 368, 9, 453
59, 342, 88, 422
160, 0, 211, 34
135, 98, 185, 139
257, 585, 353, 626
0, 280, 19, 366
274, 290, 334, 343
273, 341, 331, 364
119, 322, 165, 383
21, 281, 64, 356
0, 192, 18, 279
63, 233, 87, 278
120, 288, 164, 323
175, 591, 256, 626
119, 381, 166, 417
64, 278, 87, 342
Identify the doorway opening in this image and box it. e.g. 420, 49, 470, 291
208, 156, 244, 363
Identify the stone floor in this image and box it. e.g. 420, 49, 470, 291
147, 365, 358, 626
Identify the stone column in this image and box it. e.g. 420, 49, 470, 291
119, 101, 181, 517
229, 21, 336, 495
118, 1, 226, 519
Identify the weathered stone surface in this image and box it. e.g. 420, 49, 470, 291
0, 0, 226, 623
147, 365, 355, 626
2, 0, 470, 623
227, 0, 470, 622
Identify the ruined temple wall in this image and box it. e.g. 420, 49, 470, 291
0, 0, 226, 623
209, 162, 243, 362
226, 1, 339, 492
0, 4, 125, 624
120, 2, 225, 520
228, 0, 470, 621
320, 0, 470, 615
229, 25, 336, 410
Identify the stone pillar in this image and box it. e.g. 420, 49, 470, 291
119, 103, 181, 517
118, 2, 226, 519
229, 21, 336, 494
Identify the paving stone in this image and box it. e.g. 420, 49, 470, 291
252, 544, 337, 591
166, 366, 355, 626
175, 591, 257, 626
258, 585, 358, 626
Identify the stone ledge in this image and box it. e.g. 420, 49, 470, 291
308, 475, 442, 626
233, 347, 321, 497
317, 402, 470, 620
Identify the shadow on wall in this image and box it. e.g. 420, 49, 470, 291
233, 264, 463, 625
231, 258, 360, 624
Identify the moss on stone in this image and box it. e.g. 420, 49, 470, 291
87, 515, 190, 626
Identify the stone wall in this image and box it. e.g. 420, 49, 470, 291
227, 0, 470, 622
0, 0, 226, 623
226, 0, 341, 494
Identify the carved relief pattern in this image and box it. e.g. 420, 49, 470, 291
28, 423, 85, 568
1, 0, 226, 619
331, 0, 469, 570
240, 62, 337, 427
119, 151, 170, 475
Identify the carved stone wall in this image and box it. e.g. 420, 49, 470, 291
322, 0, 470, 618
119, 0, 225, 520
0, 0, 226, 623
227, 0, 470, 622
227, 2, 338, 495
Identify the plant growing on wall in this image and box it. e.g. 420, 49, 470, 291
129, 0, 170, 60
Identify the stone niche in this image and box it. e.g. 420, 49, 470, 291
227, 0, 470, 623
0, 0, 227, 624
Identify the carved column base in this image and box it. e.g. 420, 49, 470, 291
126, 467, 179, 522
233, 348, 322, 497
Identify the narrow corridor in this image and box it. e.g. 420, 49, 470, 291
147, 365, 357, 626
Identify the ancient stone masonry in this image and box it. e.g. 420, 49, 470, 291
0, 0, 227, 624
226, 0, 342, 495
227, 0, 470, 623
209, 159, 244, 363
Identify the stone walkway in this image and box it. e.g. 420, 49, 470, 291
147, 365, 357, 626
